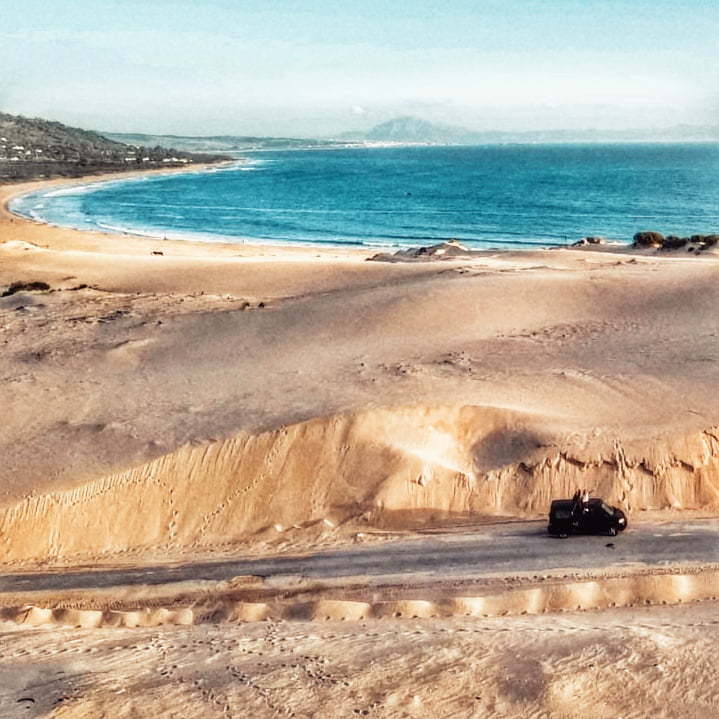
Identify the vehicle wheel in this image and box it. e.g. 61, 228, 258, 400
559, 533, 569, 539
608, 527, 617, 537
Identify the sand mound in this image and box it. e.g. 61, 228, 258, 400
369, 240, 479, 262
4, 570, 718, 630
1, 405, 719, 565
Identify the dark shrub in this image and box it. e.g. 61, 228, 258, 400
661, 236, 687, 249
1, 281, 51, 297
633, 231, 664, 247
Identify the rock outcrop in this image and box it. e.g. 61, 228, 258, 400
369, 240, 476, 262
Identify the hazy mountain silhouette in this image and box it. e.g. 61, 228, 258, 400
337, 116, 719, 144
106, 116, 719, 152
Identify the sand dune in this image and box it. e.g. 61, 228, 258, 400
2, 170, 719, 563
1, 406, 719, 565
2, 170, 719, 717
0, 602, 714, 718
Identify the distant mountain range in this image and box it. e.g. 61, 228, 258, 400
105, 116, 719, 153
337, 116, 471, 144
337, 116, 719, 145
2, 108, 716, 184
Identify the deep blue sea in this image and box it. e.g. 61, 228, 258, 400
11, 144, 719, 249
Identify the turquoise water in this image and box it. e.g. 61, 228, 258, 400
11, 144, 719, 249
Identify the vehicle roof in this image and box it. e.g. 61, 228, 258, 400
587, 498, 612, 507
550, 499, 574, 509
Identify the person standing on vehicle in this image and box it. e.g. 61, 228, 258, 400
581, 488, 591, 514
571, 490, 582, 518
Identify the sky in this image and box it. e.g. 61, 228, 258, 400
1, 0, 718, 137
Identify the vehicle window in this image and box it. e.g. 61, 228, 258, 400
600, 502, 614, 516
553, 509, 571, 519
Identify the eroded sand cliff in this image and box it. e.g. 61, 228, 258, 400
2, 175, 719, 564
1, 406, 718, 564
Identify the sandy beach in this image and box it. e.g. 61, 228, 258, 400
1, 166, 719, 716
2, 168, 719, 518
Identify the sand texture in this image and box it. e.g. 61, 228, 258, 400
0, 603, 717, 718
2, 169, 719, 716
1, 407, 719, 564
3, 172, 719, 562
2, 568, 718, 629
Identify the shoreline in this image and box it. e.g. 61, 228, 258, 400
0, 163, 376, 261
0, 160, 611, 256
2, 164, 532, 256
5, 161, 716, 260
1, 160, 232, 217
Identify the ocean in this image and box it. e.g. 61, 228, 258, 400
11, 144, 719, 249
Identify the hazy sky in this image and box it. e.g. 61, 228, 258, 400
2, 0, 718, 136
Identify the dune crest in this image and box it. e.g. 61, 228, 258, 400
5, 570, 719, 629
1, 405, 719, 565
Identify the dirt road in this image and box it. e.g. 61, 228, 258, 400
2, 518, 717, 595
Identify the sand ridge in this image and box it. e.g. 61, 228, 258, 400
3, 569, 719, 630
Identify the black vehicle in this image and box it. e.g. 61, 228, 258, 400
548, 494, 627, 537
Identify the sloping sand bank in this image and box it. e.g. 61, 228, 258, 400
1, 406, 718, 564
3, 169, 719, 565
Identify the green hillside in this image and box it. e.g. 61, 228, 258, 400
0, 112, 225, 182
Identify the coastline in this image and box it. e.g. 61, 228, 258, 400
2, 160, 462, 256
6, 152, 716, 259
0, 161, 378, 265
2, 160, 719, 553
1, 161, 232, 217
